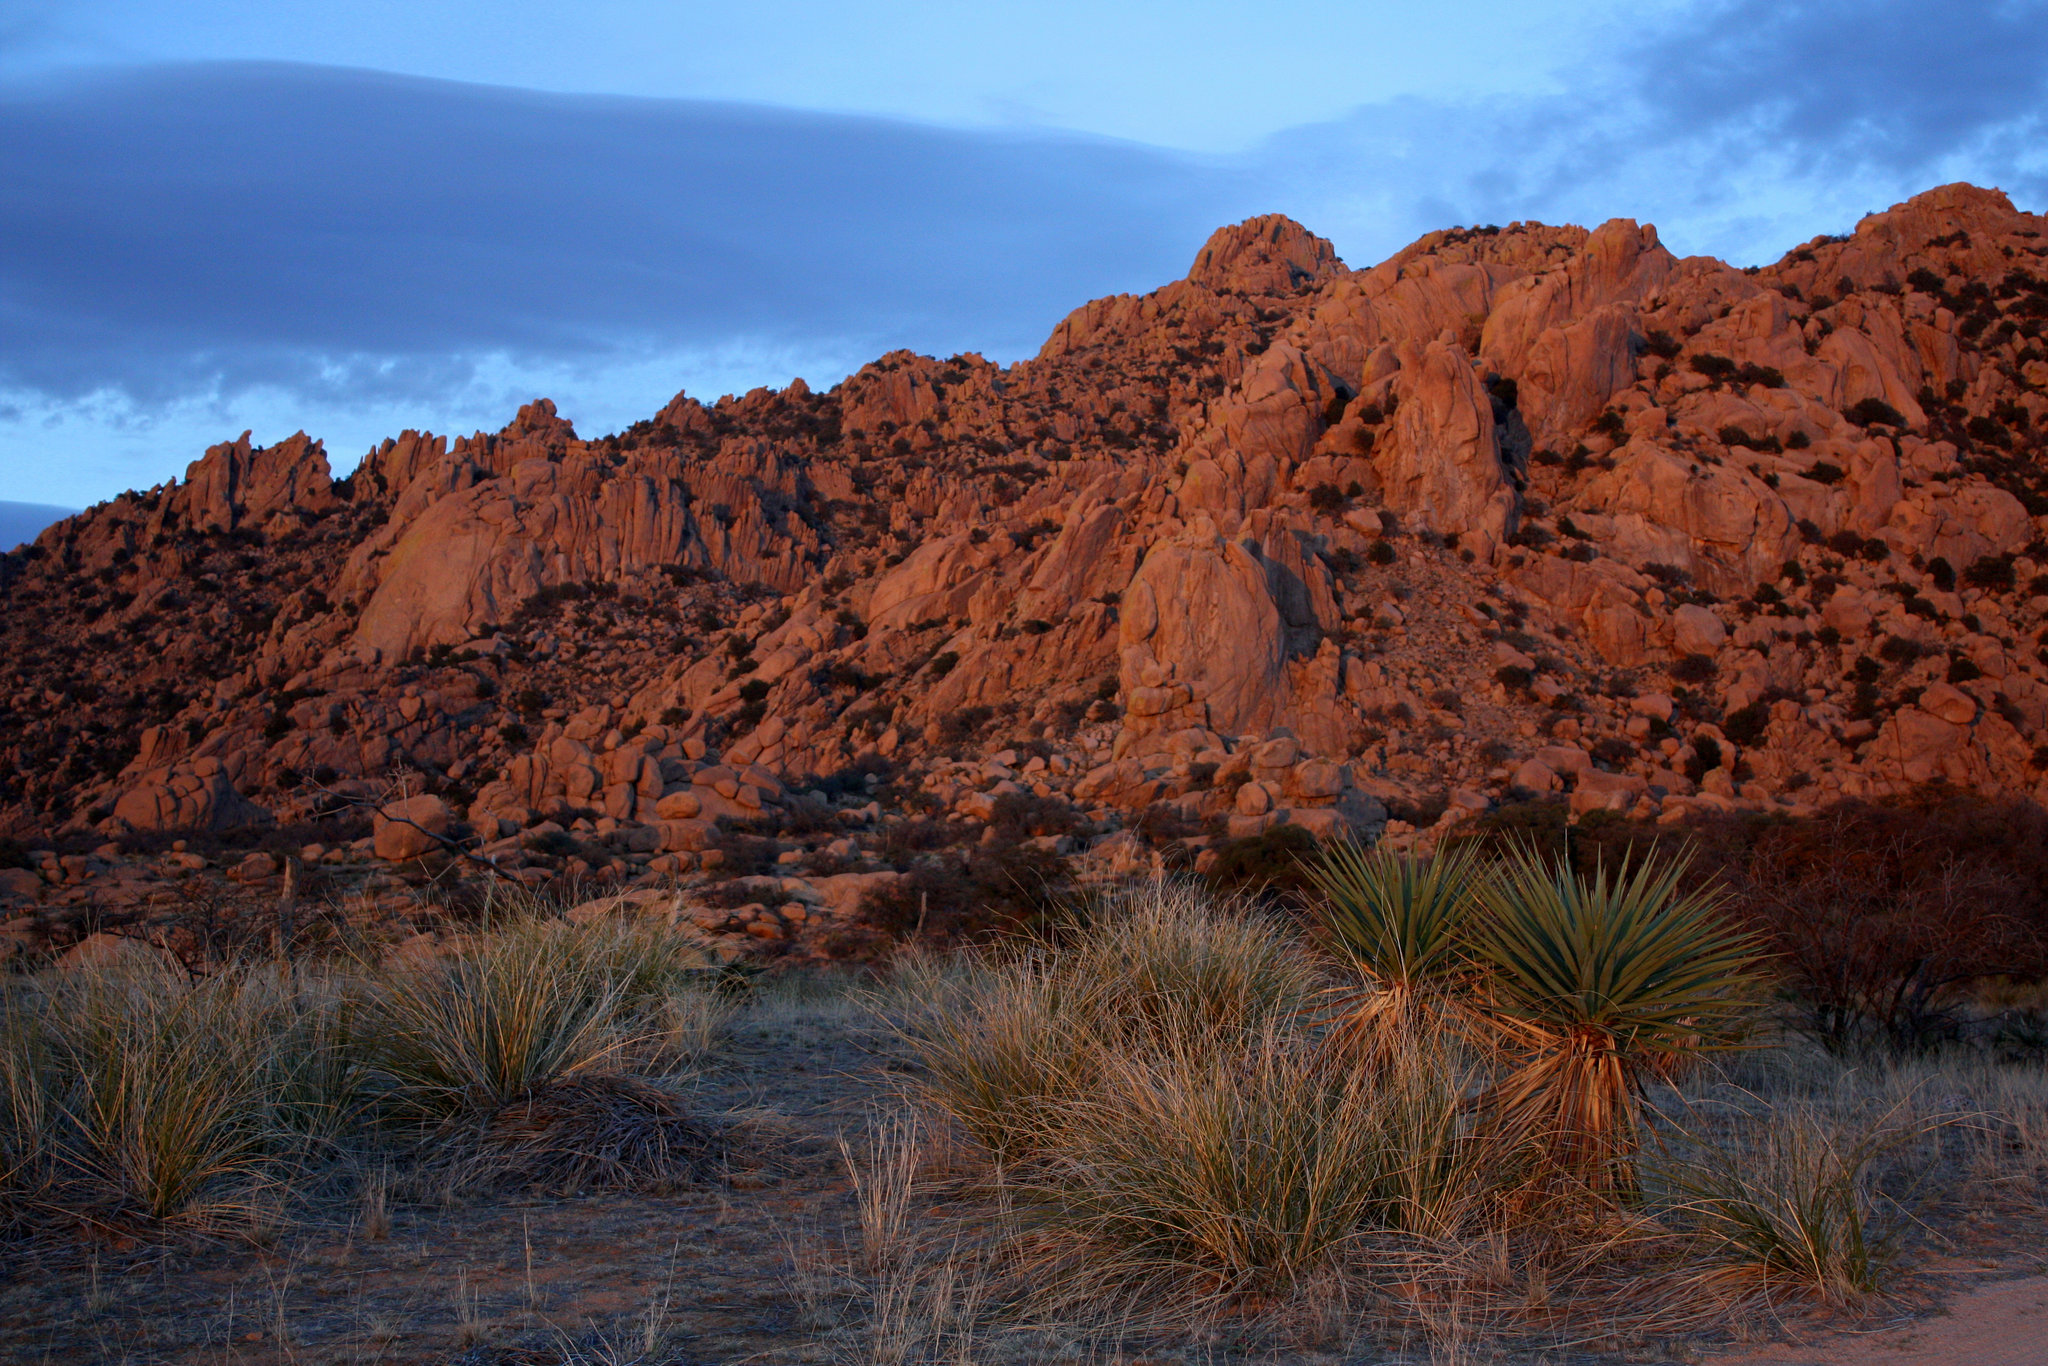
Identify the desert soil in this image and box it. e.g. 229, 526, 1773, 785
1, 980, 2042, 1366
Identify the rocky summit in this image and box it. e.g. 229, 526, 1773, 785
4, 183, 2048, 949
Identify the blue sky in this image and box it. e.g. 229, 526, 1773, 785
1, 0, 2044, 513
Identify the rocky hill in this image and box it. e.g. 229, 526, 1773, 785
3, 182, 2046, 938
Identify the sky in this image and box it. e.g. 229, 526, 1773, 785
1, 0, 2045, 519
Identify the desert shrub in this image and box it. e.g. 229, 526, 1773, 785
857, 841, 1073, 945
1846, 398, 1906, 428
1133, 801, 1202, 845
986, 790, 1083, 842
1717, 794, 2048, 1053
707, 826, 781, 876
1671, 653, 1718, 684
1724, 701, 1772, 747
1451, 798, 1573, 859
808, 752, 894, 800
1201, 823, 1321, 904
1877, 633, 1924, 664
938, 704, 993, 744
1963, 553, 2017, 591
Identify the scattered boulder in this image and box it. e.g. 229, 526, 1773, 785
372, 794, 455, 861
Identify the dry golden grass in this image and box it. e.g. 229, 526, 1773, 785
866, 868, 2042, 1359
0, 892, 743, 1240
2, 867, 2043, 1363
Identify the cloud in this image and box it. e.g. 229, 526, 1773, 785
0, 499, 75, 550
1262, 0, 2048, 265
0, 62, 1249, 411
1631, 0, 2048, 177
3, 4, 2046, 505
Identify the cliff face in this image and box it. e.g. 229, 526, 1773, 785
4, 182, 2047, 867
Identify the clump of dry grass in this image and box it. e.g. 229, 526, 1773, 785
1647, 1096, 1928, 1303
1012, 1022, 1483, 1310
888, 881, 1318, 1163
0, 959, 352, 1233
362, 913, 733, 1121
364, 931, 631, 1121
0, 898, 745, 1236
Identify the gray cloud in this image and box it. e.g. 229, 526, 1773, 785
1265, 0, 2048, 265
0, 62, 1249, 410
1631, 0, 2048, 176
3, 2, 2046, 506
0, 499, 74, 549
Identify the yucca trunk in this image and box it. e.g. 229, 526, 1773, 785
1481, 1022, 1640, 1196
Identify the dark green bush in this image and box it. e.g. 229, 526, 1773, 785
1672, 654, 1719, 684
1199, 824, 1322, 905
1847, 398, 1906, 428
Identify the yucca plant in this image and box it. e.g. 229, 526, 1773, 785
1305, 838, 1488, 1064
1469, 844, 1770, 1194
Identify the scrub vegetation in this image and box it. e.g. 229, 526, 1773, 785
2, 852, 2045, 1363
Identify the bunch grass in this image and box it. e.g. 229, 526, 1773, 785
1648, 1095, 1932, 1302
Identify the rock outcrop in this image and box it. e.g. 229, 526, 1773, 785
3, 183, 2046, 920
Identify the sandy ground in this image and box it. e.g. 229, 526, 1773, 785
2, 977, 2043, 1366
1706, 1275, 2048, 1366
0, 985, 880, 1365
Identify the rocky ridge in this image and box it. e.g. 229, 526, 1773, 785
4, 184, 2048, 947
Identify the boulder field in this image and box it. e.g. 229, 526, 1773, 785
4, 183, 2048, 935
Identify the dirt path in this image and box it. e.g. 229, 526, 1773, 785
1707, 1276, 2048, 1366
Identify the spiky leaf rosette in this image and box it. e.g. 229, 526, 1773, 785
1471, 844, 1769, 1192
1305, 838, 1487, 1061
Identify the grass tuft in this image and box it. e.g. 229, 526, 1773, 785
1649, 1096, 1933, 1302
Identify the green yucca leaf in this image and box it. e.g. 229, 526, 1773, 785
1305, 837, 1486, 989
1467, 843, 1771, 1192
1472, 843, 1769, 1050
